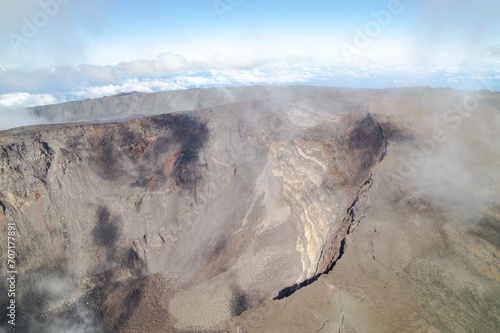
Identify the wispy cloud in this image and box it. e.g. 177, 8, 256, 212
71, 64, 319, 100
411, 0, 500, 64
0, 92, 58, 130
0, 92, 58, 109
0, 52, 283, 93
1, 61, 498, 116
1, 0, 112, 67
116, 53, 191, 76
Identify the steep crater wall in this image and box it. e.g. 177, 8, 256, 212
0, 104, 386, 332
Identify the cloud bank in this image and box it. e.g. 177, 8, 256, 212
0, 59, 499, 117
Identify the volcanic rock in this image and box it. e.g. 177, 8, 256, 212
1, 86, 499, 332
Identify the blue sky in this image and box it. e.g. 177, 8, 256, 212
0, 0, 499, 111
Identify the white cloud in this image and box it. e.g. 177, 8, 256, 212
0, 108, 47, 131
72, 78, 184, 100
0, 93, 59, 131
410, 0, 500, 65
156, 53, 191, 73
2, 50, 495, 98
0, 0, 112, 67
0, 52, 283, 92
0, 92, 58, 110
115, 52, 277, 77
209, 52, 276, 70
68, 64, 324, 101
79, 64, 118, 83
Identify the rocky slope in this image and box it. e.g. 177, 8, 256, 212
1, 86, 499, 332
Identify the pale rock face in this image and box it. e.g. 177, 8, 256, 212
1, 86, 499, 333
